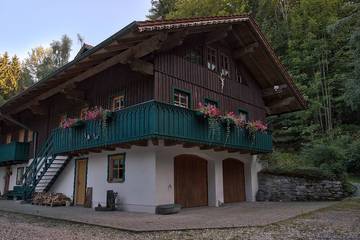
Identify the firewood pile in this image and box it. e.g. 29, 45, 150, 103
32, 192, 71, 207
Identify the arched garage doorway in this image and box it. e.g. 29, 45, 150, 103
174, 154, 208, 208
223, 158, 246, 203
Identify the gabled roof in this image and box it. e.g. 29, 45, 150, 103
0, 15, 306, 116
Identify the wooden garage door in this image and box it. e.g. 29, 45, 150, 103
174, 155, 208, 208
223, 158, 246, 203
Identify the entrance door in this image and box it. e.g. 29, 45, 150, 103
75, 159, 87, 205
174, 154, 208, 208
223, 158, 246, 203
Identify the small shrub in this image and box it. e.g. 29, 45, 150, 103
301, 143, 347, 179
260, 167, 339, 181
346, 140, 360, 175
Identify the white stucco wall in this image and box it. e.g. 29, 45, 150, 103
0, 163, 28, 195
48, 141, 263, 213
50, 147, 158, 213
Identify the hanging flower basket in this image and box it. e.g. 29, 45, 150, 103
102, 110, 113, 122
71, 120, 85, 129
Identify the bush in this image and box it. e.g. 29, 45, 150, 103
346, 140, 360, 175
261, 151, 305, 169
302, 143, 347, 180
260, 167, 339, 181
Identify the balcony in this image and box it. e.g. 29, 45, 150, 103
52, 101, 272, 154
0, 142, 30, 166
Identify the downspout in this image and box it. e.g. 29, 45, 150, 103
0, 111, 38, 157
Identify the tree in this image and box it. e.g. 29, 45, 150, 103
21, 34, 72, 83
166, 0, 251, 19
148, 0, 177, 19
0, 53, 21, 99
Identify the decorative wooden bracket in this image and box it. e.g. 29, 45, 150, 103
233, 42, 259, 59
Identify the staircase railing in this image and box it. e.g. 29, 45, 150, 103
22, 131, 57, 199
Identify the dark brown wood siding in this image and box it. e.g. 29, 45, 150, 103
154, 54, 266, 121
5, 63, 153, 157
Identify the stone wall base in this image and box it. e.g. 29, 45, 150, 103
256, 173, 347, 201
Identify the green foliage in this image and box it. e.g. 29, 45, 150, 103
346, 139, 360, 174
260, 166, 341, 181
261, 150, 303, 169
22, 34, 72, 83
0, 52, 21, 98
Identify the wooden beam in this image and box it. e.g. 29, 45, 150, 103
118, 143, 131, 149
63, 89, 85, 101
199, 145, 212, 150
233, 42, 259, 59
164, 139, 178, 146
151, 138, 159, 146
262, 84, 288, 97
104, 146, 116, 151
183, 143, 197, 148
205, 26, 232, 44
214, 147, 226, 152
130, 59, 154, 75
268, 96, 296, 109
160, 30, 189, 51
132, 140, 148, 147
89, 148, 102, 153
11, 33, 168, 114
104, 42, 136, 52
30, 104, 47, 115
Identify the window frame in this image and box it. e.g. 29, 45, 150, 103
219, 52, 230, 78
16, 167, 24, 185
238, 108, 249, 122
236, 66, 248, 86
173, 88, 191, 109
107, 153, 126, 183
206, 47, 217, 72
204, 98, 219, 108
111, 95, 126, 112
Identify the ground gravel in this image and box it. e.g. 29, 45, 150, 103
0, 198, 359, 240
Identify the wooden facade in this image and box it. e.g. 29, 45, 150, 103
0, 15, 305, 162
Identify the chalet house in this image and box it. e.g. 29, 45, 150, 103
0, 15, 305, 213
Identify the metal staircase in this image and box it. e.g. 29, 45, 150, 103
22, 133, 70, 200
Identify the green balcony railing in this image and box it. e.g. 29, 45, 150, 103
52, 101, 272, 154
0, 142, 30, 165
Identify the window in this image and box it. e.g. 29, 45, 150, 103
174, 89, 190, 108
204, 98, 219, 108
206, 47, 217, 71
238, 109, 249, 122
112, 95, 125, 111
184, 47, 203, 64
27, 130, 33, 142
220, 53, 230, 77
5, 133, 12, 144
80, 107, 88, 120
236, 67, 248, 85
16, 167, 24, 185
108, 154, 125, 183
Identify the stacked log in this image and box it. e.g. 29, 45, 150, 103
32, 192, 71, 207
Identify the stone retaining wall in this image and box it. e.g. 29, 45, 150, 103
256, 173, 347, 201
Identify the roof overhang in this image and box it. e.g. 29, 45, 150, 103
0, 15, 306, 116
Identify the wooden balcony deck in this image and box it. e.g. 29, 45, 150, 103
0, 142, 30, 166
52, 101, 272, 155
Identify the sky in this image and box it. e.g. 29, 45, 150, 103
0, 0, 152, 60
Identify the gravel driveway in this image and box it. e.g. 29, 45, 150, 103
0, 198, 359, 240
